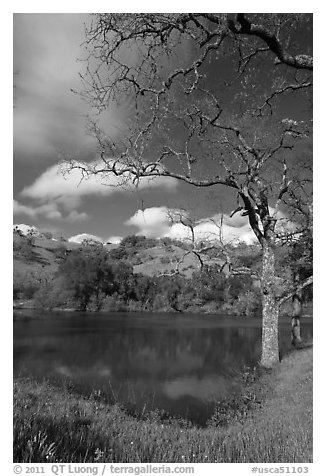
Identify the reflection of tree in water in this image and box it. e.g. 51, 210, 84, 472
14, 314, 313, 422
114, 326, 260, 377
14, 315, 313, 386
15, 317, 262, 380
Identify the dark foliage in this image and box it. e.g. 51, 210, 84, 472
13, 232, 311, 315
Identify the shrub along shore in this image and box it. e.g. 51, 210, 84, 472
14, 346, 312, 463
14, 233, 312, 318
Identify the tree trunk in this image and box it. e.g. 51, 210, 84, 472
260, 241, 279, 368
291, 289, 302, 347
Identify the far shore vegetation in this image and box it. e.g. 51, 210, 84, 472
13, 231, 312, 318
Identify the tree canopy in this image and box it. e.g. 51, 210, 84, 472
64, 13, 313, 367
68, 13, 312, 243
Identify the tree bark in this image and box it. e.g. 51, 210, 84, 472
260, 241, 279, 368
291, 288, 302, 347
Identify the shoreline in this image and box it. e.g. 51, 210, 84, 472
14, 345, 313, 463
13, 302, 313, 319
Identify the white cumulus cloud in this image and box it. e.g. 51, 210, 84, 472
65, 210, 88, 222
13, 200, 38, 218
68, 233, 103, 244
13, 199, 87, 222
125, 207, 258, 244
14, 199, 62, 220
106, 236, 123, 244
125, 207, 172, 238
21, 162, 178, 204
18, 161, 177, 224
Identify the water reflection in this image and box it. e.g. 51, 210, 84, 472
13, 311, 313, 424
163, 375, 233, 402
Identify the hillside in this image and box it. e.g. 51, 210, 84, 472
17, 229, 308, 318
133, 244, 223, 278
14, 234, 76, 277
13, 233, 117, 301
13, 229, 313, 317
13, 232, 224, 282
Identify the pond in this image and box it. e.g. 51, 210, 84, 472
13, 310, 313, 425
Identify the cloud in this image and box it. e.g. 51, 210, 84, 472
13, 14, 96, 161
13, 14, 154, 163
106, 236, 123, 244
13, 200, 38, 218
125, 207, 172, 238
68, 233, 103, 244
14, 199, 62, 220
125, 206, 297, 245
21, 162, 177, 204
167, 215, 256, 244
13, 199, 87, 222
65, 210, 88, 222
18, 161, 177, 225
125, 207, 258, 244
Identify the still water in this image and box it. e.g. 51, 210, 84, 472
13, 311, 313, 425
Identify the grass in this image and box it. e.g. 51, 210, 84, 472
13, 346, 312, 463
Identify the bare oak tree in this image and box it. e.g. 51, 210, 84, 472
65, 13, 312, 367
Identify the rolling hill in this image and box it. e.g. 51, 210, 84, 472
13, 229, 224, 285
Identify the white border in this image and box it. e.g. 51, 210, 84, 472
5, 3, 322, 473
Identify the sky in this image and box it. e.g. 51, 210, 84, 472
13, 12, 312, 245
12, 13, 243, 243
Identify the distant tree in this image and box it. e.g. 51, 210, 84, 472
119, 235, 146, 248
32, 277, 74, 310
13, 273, 39, 300
289, 234, 312, 345
134, 274, 157, 308
42, 231, 53, 240
13, 268, 53, 302
120, 235, 157, 252
277, 191, 313, 346
81, 238, 103, 247
156, 275, 184, 312
107, 246, 129, 261
192, 265, 225, 305
13, 225, 23, 236
65, 13, 313, 366
59, 247, 115, 311
111, 261, 137, 303
108, 234, 158, 261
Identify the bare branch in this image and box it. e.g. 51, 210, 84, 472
278, 275, 313, 306
228, 14, 313, 70
255, 81, 312, 116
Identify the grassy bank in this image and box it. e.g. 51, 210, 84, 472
14, 347, 312, 463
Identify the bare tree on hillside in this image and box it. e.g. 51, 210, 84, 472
65, 13, 312, 367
